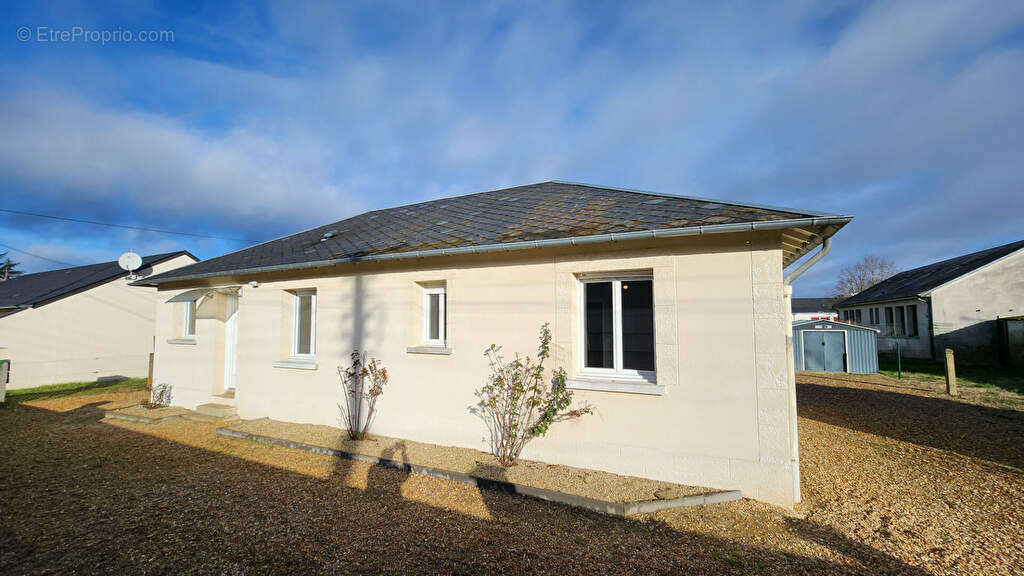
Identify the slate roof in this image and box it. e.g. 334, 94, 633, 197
837, 239, 1024, 307
138, 181, 850, 285
791, 298, 839, 313
0, 251, 194, 310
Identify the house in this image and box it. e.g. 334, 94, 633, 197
835, 240, 1024, 364
0, 251, 198, 389
133, 181, 851, 507
790, 297, 838, 322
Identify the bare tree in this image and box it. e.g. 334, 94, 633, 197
833, 255, 897, 297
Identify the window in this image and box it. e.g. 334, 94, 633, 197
894, 306, 906, 337
291, 290, 316, 357
907, 304, 919, 337
843, 310, 850, 322
422, 285, 446, 346
885, 306, 894, 335
183, 300, 197, 338
580, 275, 655, 382
854, 309, 862, 324
870, 307, 880, 324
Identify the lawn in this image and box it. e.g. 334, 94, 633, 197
2, 377, 148, 405
878, 354, 1024, 398
1, 373, 1021, 574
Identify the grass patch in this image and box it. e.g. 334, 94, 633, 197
2, 378, 148, 405
878, 355, 1024, 395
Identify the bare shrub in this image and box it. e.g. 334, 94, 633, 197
472, 323, 593, 467
338, 351, 388, 440
144, 384, 173, 409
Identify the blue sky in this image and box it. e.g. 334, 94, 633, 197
2, 1, 1022, 296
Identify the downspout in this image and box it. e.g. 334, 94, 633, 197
781, 236, 832, 506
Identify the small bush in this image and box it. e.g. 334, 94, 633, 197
144, 384, 173, 409
473, 323, 593, 467
338, 351, 389, 440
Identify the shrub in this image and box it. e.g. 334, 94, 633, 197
338, 351, 388, 440
473, 323, 593, 467
144, 383, 173, 409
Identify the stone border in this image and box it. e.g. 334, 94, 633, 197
103, 407, 189, 424
216, 420, 741, 517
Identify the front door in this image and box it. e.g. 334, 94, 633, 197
803, 331, 846, 372
223, 294, 238, 391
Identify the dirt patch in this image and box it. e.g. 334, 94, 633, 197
1, 371, 1021, 574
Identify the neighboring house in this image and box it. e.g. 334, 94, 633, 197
134, 181, 851, 507
0, 252, 198, 389
791, 297, 838, 322
835, 240, 1024, 364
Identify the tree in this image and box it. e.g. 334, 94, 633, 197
833, 255, 897, 297
0, 251, 22, 281
472, 323, 593, 467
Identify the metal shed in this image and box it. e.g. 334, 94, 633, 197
793, 319, 879, 374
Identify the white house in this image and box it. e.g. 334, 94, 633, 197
835, 240, 1024, 363
133, 181, 851, 507
0, 252, 197, 389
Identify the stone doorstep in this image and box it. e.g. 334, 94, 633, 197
196, 403, 239, 419
215, 421, 742, 517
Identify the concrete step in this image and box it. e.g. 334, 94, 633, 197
195, 403, 238, 419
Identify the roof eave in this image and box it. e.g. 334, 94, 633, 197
134, 215, 852, 287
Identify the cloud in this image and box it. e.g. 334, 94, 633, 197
1, 1, 1021, 291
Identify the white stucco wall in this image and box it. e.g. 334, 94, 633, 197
0, 254, 197, 389
930, 248, 1024, 364
152, 233, 797, 507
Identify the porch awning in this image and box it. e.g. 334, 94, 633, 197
165, 286, 241, 303
165, 288, 209, 303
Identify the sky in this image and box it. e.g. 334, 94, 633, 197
1, 0, 1022, 296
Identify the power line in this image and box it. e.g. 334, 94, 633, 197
0, 242, 79, 267
0, 207, 261, 243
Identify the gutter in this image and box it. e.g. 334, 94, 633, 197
134, 215, 851, 286
781, 236, 833, 506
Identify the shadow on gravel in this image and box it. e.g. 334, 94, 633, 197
798, 382, 1024, 470
0, 400, 932, 575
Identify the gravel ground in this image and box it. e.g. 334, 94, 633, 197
226, 418, 711, 503
1, 370, 1021, 575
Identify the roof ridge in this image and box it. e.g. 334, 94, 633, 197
549, 180, 841, 218
892, 239, 1024, 278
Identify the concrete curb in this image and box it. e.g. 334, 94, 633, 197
215, 422, 742, 517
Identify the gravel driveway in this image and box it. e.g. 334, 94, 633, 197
1, 371, 1020, 575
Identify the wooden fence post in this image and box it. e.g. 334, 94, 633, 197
944, 348, 957, 396
148, 352, 155, 391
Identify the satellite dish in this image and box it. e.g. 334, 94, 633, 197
118, 252, 142, 279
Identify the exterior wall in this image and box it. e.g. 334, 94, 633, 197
931, 249, 1024, 364
151, 232, 797, 507
836, 298, 931, 359
0, 254, 197, 389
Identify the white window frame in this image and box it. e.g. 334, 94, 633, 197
577, 272, 656, 384
291, 289, 316, 359
422, 285, 447, 347
183, 300, 197, 339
